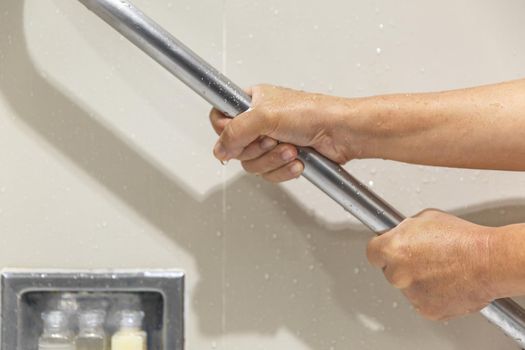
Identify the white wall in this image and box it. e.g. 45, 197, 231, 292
1, 0, 524, 348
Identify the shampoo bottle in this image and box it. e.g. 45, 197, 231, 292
111, 310, 147, 350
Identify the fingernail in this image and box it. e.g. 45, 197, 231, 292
290, 162, 303, 175
214, 142, 228, 160
261, 137, 277, 150
281, 150, 295, 161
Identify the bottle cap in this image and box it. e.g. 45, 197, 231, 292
42, 310, 69, 331
58, 293, 78, 312
79, 310, 106, 329
118, 310, 145, 329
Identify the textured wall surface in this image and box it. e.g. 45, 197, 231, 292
1, 0, 525, 348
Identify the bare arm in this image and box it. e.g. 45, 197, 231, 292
353, 79, 525, 170
210, 80, 525, 179
208, 80, 525, 320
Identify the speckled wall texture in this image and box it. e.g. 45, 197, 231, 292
1, 0, 524, 349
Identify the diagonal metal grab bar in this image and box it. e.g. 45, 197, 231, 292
77, 0, 525, 346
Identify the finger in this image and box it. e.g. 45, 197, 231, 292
244, 86, 253, 97
366, 235, 388, 269
383, 265, 412, 289
262, 160, 304, 183
464, 303, 488, 316
209, 108, 231, 135
241, 143, 297, 175
401, 288, 422, 308
401, 289, 416, 300
237, 137, 278, 161
214, 109, 276, 161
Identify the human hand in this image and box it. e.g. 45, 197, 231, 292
210, 85, 360, 182
367, 209, 499, 320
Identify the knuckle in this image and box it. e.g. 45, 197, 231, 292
387, 234, 402, 251
366, 239, 387, 268
251, 84, 268, 101
275, 144, 296, 159
222, 121, 238, 142
209, 108, 225, 125
246, 105, 270, 128
385, 269, 400, 284
333, 154, 348, 165
387, 236, 410, 261
381, 242, 396, 258
282, 143, 297, 154
397, 217, 417, 232
389, 271, 412, 289
418, 208, 441, 219
255, 83, 270, 91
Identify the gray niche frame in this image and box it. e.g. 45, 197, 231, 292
1, 269, 184, 350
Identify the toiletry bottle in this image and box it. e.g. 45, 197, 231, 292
57, 293, 79, 317
111, 310, 147, 350
38, 310, 75, 350
77, 310, 108, 350
57, 292, 79, 331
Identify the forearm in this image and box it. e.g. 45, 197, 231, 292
341, 79, 525, 170
489, 223, 525, 299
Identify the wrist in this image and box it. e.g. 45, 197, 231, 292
338, 92, 448, 160
486, 225, 525, 299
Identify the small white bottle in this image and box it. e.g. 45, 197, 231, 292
111, 310, 147, 350
76, 310, 108, 350
38, 310, 75, 350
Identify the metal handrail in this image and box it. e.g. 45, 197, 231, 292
77, 0, 525, 347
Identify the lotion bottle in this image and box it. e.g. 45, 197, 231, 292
111, 310, 147, 350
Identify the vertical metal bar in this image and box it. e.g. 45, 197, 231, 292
76, 0, 525, 346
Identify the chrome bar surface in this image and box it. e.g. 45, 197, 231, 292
481, 299, 525, 347
76, 0, 402, 233
76, 0, 525, 346
298, 148, 403, 232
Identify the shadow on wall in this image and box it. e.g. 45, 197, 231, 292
0, 1, 523, 349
